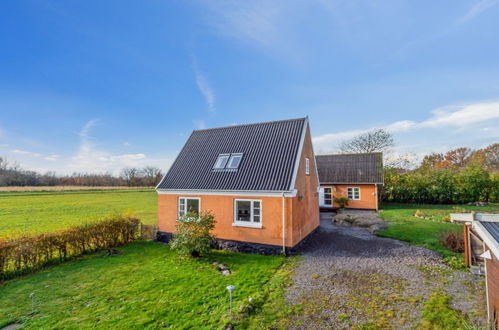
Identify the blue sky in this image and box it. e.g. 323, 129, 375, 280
1, 0, 498, 174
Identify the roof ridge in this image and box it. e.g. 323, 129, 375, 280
316, 152, 383, 157
192, 117, 307, 132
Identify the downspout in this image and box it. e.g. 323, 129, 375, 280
282, 192, 286, 254
375, 184, 379, 211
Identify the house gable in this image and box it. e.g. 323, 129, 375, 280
157, 118, 307, 193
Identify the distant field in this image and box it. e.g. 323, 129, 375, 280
0, 189, 157, 239
0, 186, 152, 192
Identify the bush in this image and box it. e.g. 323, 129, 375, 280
334, 196, 348, 209
440, 231, 464, 253
169, 212, 216, 257
382, 164, 499, 204
0, 214, 141, 279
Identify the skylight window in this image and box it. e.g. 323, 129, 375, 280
227, 153, 243, 169
213, 154, 230, 169
213, 153, 243, 170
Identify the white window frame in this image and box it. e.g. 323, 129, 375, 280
324, 187, 332, 206
178, 197, 201, 218
226, 153, 243, 169
347, 187, 361, 200
213, 154, 230, 169
305, 157, 310, 175
233, 199, 262, 228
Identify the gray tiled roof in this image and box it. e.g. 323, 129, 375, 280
157, 118, 306, 191
316, 153, 383, 184
482, 221, 499, 243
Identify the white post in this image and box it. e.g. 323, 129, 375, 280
282, 192, 286, 254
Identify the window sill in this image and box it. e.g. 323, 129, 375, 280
232, 222, 262, 229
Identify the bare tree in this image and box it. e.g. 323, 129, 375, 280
340, 129, 394, 154
140, 166, 163, 186
121, 167, 139, 186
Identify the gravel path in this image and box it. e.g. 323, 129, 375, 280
286, 212, 485, 329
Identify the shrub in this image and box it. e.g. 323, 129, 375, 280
0, 214, 141, 279
169, 212, 216, 257
440, 231, 464, 253
334, 196, 348, 209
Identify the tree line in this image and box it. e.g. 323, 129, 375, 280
338, 129, 498, 204
0, 157, 163, 187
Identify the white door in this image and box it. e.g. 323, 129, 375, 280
319, 187, 325, 206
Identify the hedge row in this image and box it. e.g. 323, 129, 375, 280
382, 165, 499, 204
0, 215, 141, 279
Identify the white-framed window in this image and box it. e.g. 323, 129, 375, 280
227, 153, 243, 169
347, 187, 360, 200
178, 197, 200, 218
324, 187, 332, 205
233, 199, 262, 228
213, 154, 230, 169
305, 157, 310, 175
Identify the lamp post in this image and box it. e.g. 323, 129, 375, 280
30, 292, 36, 314
226, 285, 235, 313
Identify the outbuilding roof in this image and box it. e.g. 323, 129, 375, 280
482, 221, 499, 244
157, 118, 307, 192
315, 152, 383, 184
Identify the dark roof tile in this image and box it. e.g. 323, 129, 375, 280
157, 118, 306, 191
316, 153, 383, 184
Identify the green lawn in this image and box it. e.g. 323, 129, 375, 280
0, 189, 157, 239
0, 241, 289, 329
377, 203, 499, 257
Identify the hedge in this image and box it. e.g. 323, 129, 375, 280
382, 164, 499, 204
0, 215, 141, 280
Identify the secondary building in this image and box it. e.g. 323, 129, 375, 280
451, 212, 499, 328
315, 153, 383, 210
156, 117, 320, 254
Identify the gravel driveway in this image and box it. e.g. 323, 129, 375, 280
286, 212, 485, 329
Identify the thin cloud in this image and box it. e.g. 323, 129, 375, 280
460, 0, 499, 22
10, 149, 42, 157
313, 101, 499, 152
69, 120, 150, 174
191, 54, 216, 112
44, 154, 61, 161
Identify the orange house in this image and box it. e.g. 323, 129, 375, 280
316, 153, 383, 210
156, 118, 320, 254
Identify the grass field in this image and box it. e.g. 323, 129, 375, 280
0, 241, 290, 329
0, 186, 152, 192
0, 189, 157, 239
377, 203, 499, 258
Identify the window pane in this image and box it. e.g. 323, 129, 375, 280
253, 215, 260, 223
236, 201, 251, 221
227, 154, 243, 169
186, 199, 199, 214
253, 201, 260, 209
179, 198, 186, 217
214, 155, 229, 169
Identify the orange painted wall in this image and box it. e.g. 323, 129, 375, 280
290, 126, 320, 246
158, 194, 296, 247
320, 183, 379, 210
